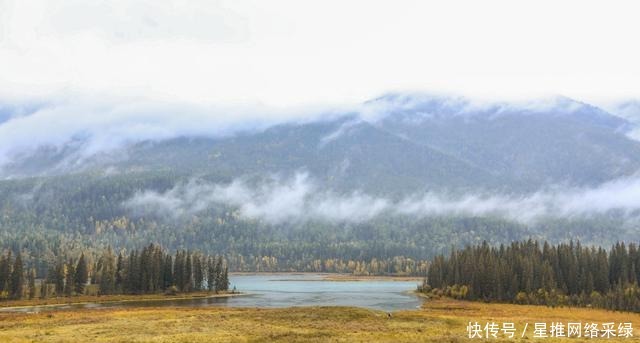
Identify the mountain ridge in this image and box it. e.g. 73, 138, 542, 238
1, 93, 640, 195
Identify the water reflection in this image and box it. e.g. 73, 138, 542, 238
1, 274, 422, 313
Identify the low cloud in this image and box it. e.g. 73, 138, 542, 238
0, 92, 630, 177
0, 97, 341, 173
124, 172, 640, 224
124, 173, 390, 223
605, 100, 640, 141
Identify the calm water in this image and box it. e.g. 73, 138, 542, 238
1, 274, 423, 313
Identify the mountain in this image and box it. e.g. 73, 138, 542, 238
3, 93, 639, 195
370, 94, 640, 191
606, 100, 640, 141
2, 93, 640, 265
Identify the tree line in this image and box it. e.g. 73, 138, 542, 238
423, 240, 640, 312
2, 170, 627, 278
0, 244, 229, 300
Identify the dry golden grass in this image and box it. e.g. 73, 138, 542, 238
0, 299, 639, 342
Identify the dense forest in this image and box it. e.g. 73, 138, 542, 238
2, 93, 640, 279
0, 244, 229, 300
423, 240, 640, 312
0, 171, 626, 277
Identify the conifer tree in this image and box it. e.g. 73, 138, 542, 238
214, 256, 223, 292
99, 248, 116, 295
0, 252, 9, 293
28, 268, 36, 299
115, 252, 124, 292
220, 266, 229, 291
64, 258, 75, 296
74, 253, 88, 295
9, 253, 23, 299
184, 252, 193, 292
207, 256, 215, 291
193, 255, 203, 291
174, 250, 184, 291
53, 259, 65, 295
40, 275, 48, 299
163, 254, 173, 289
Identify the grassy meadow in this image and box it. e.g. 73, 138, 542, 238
1, 298, 639, 342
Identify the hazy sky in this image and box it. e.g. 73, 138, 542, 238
1, 0, 639, 108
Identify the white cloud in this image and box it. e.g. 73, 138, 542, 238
0, 90, 631, 176
0, 96, 339, 168
1, 0, 639, 108
124, 172, 640, 224
1, 0, 639, 170
602, 101, 640, 141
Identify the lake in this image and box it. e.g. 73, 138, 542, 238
1, 273, 423, 313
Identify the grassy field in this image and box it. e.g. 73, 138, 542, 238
1, 298, 639, 342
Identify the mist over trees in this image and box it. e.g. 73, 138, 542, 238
2, 94, 640, 286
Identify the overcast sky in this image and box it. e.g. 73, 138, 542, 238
1, 0, 639, 108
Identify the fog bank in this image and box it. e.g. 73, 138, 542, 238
124, 172, 640, 224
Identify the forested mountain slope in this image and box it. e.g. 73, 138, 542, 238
1, 94, 640, 273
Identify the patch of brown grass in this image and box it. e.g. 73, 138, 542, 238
0, 300, 638, 342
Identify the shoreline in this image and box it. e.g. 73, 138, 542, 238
0, 291, 247, 311
230, 272, 423, 282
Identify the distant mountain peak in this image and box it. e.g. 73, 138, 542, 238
608, 100, 640, 120
367, 92, 596, 114
360, 92, 626, 131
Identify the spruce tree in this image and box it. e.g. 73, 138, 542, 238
40, 276, 48, 299
54, 259, 65, 295
193, 255, 203, 291
214, 256, 223, 292
99, 248, 116, 295
74, 253, 88, 295
221, 266, 229, 291
174, 251, 184, 291
64, 258, 75, 296
0, 253, 9, 293
184, 252, 193, 292
163, 255, 173, 289
115, 252, 124, 292
28, 268, 36, 299
9, 253, 24, 299
207, 256, 215, 292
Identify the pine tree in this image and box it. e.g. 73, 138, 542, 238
28, 268, 36, 299
74, 253, 88, 295
214, 256, 224, 292
9, 253, 24, 299
193, 255, 203, 291
173, 250, 182, 291
54, 259, 65, 295
150, 246, 158, 292
0, 252, 9, 293
163, 255, 173, 289
184, 252, 193, 292
115, 252, 124, 292
207, 256, 215, 292
40, 276, 48, 299
99, 248, 116, 295
126, 251, 140, 294
64, 258, 75, 296
220, 266, 229, 291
